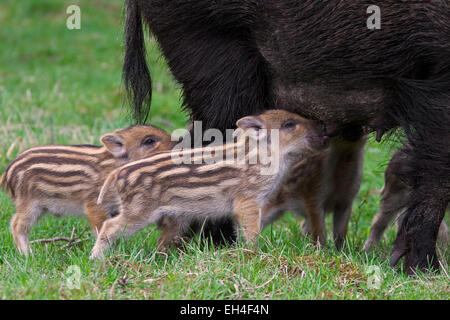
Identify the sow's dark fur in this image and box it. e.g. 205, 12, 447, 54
123, 0, 450, 274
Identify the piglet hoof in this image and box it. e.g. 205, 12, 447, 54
18, 247, 32, 257
311, 237, 326, 250
362, 240, 376, 252
334, 237, 345, 251
155, 243, 169, 254
89, 249, 105, 260
362, 241, 371, 252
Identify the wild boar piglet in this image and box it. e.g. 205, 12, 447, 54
0, 125, 175, 255
261, 134, 366, 249
91, 109, 329, 259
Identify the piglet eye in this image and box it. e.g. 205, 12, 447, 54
141, 135, 159, 146
281, 119, 298, 130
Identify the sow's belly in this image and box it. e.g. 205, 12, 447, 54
271, 78, 394, 126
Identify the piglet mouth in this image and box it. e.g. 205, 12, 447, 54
322, 122, 340, 138
306, 135, 330, 150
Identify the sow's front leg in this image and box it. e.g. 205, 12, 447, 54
391, 189, 448, 275
389, 75, 450, 275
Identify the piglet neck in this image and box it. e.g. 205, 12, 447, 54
253, 146, 296, 203
98, 147, 123, 172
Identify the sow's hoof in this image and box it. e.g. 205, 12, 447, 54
390, 234, 440, 276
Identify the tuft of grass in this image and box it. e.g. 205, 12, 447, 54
0, 0, 448, 300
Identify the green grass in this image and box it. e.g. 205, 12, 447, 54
0, 0, 448, 300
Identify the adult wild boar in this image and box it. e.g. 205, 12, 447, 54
122, 0, 450, 274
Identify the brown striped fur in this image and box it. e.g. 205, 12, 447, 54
261, 135, 366, 248
1, 125, 175, 255
91, 110, 328, 259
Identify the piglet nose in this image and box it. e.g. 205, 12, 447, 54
309, 120, 326, 136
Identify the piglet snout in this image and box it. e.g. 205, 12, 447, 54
306, 134, 329, 150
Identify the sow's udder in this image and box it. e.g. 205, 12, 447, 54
272, 80, 393, 126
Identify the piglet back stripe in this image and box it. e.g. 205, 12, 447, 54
7, 155, 99, 182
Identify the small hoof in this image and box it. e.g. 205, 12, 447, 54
362, 241, 372, 252
89, 250, 104, 260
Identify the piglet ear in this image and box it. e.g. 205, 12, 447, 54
236, 116, 266, 141
100, 134, 127, 158
236, 116, 265, 130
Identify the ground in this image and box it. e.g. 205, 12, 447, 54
0, 0, 448, 299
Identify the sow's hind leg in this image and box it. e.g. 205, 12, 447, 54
390, 75, 450, 274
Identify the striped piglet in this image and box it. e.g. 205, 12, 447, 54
91, 110, 329, 259
1, 125, 175, 255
